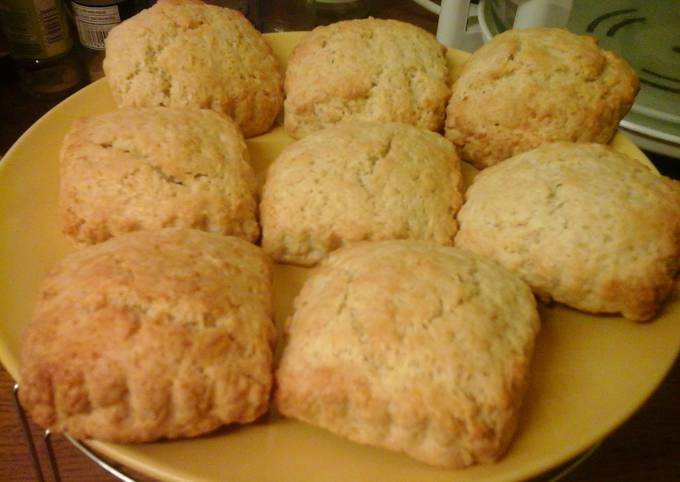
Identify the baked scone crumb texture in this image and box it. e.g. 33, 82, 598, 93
103, 0, 283, 137
60, 107, 259, 245
261, 122, 464, 266
455, 142, 680, 321
276, 241, 540, 468
20, 229, 275, 442
445, 27, 639, 169
284, 18, 450, 138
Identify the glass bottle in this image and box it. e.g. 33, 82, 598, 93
70, 0, 147, 82
0, 0, 84, 99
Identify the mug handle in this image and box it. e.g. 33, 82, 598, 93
411, 0, 480, 51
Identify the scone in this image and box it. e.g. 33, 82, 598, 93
260, 122, 464, 266
19, 228, 275, 442
60, 107, 259, 245
284, 18, 450, 139
275, 241, 540, 468
455, 143, 680, 321
445, 28, 639, 169
103, 0, 283, 137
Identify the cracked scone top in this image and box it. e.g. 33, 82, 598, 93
19, 228, 275, 443
284, 18, 450, 139
276, 241, 540, 468
60, 107, 259, 245
455, 143, 680, 321
103, 0, 283, 137
260, 122, 464, 266
445, 28, 639, 169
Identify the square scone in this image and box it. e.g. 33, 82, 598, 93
275, 241, 540, 468
19, 228, 275, 443
455, 143, 680, 321
260, 122, 464, 266
60, 107, 259, 245
103, 0, 283, 137
284, 18, 450, 139
445, 28, 639, 169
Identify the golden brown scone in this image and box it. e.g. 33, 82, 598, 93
276, 241, 540, 468
284, 18, 450, 139
260, 122, 464, 266
19, 228, 275, 443
445, 28, 639, 169
455, 143, 680, 321
103, 0, 283, 137
60, 107, 259, 245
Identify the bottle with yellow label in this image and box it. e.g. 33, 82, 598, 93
0, 0, 84, 99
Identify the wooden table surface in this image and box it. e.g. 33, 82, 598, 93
1, 1, 679, 481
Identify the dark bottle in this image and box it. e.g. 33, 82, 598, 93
70, 0, 147, 81
0, 0, 84, 99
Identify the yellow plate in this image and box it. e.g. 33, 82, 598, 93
1, 32, 679, 482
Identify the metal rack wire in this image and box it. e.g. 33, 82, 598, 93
12, 383, 138, 482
